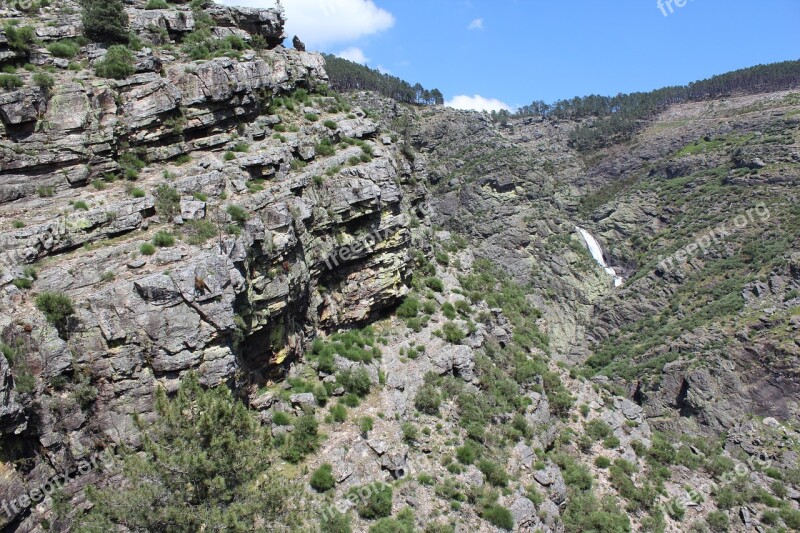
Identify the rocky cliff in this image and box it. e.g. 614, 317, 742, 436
2, 2, 800, 532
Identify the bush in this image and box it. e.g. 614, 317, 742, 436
585, 419, 613, 440
359, 416, 374, 435
152, 231, 175, 247
36, 292, 75, 337
320, 511, 352, 533
481, 504, 513, 530
478, 459, 508, 487
304, 112, 319, 122
424, 277, 444, 292
47, 40, 80, 59
0, 74, 23, 89
414, 384, 440, 415
4, 24, 35, 54
94, 45, 135, 79
455, 443, 477, 465
32, 72, 55, 91
338, 368, 371, 397
272, 411, 291, 426
226, 204, 249, 225
310, 463, 335, 492
396, 297, 419, 318
323, 119, 337, 130
73, 200, 89, 211
441, 322, 465, 344
351, 483, 392, 519
184, 219, 217, 245
706, 511, 728, 532
140, 242, 156, 255
145, 0, 169, 8
330, 404, 347, 422
279, 414, 320, 463
155, 184, 180, 219
594, 456, 611, 468
129, 187, 145, 198
82, 0, 130, 44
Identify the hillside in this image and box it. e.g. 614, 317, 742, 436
1, 2, 800, 533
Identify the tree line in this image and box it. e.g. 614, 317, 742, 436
323, 54, 444, 105
511, 60, 800, 151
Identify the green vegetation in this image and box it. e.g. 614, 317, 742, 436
155, 184, 180, 220
3, 23, 36, 55
323, 54, 443, 105
310, 463, 335, 492
73, 200, 89, 211
350, 483, 393, 519
78, 374, 303, 530
226, 204, 249, 226
0, 74, 23, 89
309, 327, 381, 373
481, 504, 513, 530
94, 45, 135, 79
140, 242, 156, 256
183, 219, 217, 245
32, 72, 55, 91
152, 231, 175, 247
47, 40, 81, 59
82, 0, 130, 44
36, 292, 75, 338
145, 0, 169, 8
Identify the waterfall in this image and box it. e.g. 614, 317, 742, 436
576, 227, 624, 287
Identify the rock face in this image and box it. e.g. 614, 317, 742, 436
0, 4, 426, 530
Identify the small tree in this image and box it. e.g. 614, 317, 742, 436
36, 292, 75, 338
94, 45, 136, 79
82, 0, 129, 44
77, 373, 304, 530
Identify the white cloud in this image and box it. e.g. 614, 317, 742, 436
337, 46, 368, 63
376, 64, 391, 74
219, 0, 395, 47
446, 94, 512, 112
467, 18, 484, 30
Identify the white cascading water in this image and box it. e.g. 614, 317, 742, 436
576, 227, 624, 287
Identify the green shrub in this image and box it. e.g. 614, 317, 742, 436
594, 456, 612, 468
481, 504, 513, 530
47, 40, 80, 58
310, 463, 335, 492
396, 297, 420, 318
350, 483, 392, 519
12, 278, 32, 290
82, 0, 130, 43
585, 419, 613, 440
184, 219, 217, 245
316, 138, 336, 156
37, 186, 55, 197
562, 492, 630, 533
32, 72, 55, 91
706, 510, 728, 532
304, 112, 319, 122
414, 384, 440, 415
330, 404, 347, 422
359, 416, 374, 435
130, 187, 145, 198
155, 184, 180, 219
320, 511, 352, 533
36, 292, 75, 337
140, 242, 156, 255
278, 413, 320, 463
4, 24, 36, 54
226, 204, 249, 225
338, 368, 371, 397
94, 45, 135, 79
272, 411, 291, 426
232, 142, 249, 153
401, 422, 418, 444
0, 74, 23, 89
323, 119, 337, 130
455, 442, 477, 465
441, 322, 465, 344
152, 231, 175, 247
224, 151, 236, 161
477, 459, 508, 487
12, 220, 25, 228
424, 277, 444, 292
145, 0, 169, 8
74, 200, 89, 211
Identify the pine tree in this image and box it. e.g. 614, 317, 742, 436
77, 374, 305, 532
81, 0, 130, 44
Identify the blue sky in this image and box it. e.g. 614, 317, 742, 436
222, 0, 800, 111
